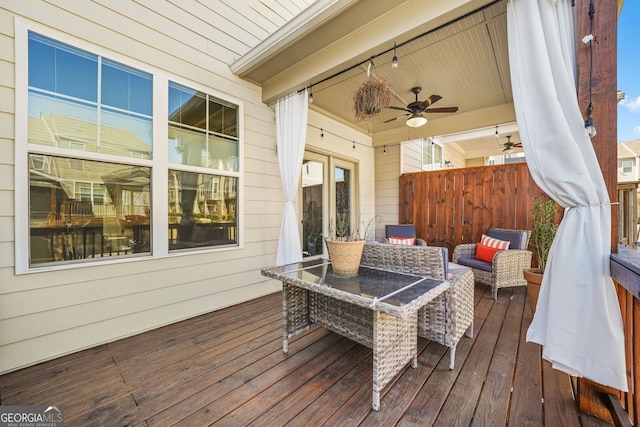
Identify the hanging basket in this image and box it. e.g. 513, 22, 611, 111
352, 76, 392, 124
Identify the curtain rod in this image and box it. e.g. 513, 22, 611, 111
299, 0, 504, 93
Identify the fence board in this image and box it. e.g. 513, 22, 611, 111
400, 164, 550, 255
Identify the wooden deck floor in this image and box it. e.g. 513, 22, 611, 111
0, 283, 612, 426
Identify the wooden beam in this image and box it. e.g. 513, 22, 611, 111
576, 0, 620, 421
576, 0, 619, 251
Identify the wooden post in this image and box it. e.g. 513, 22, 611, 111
576, 0, 622, 423
576, 0, 619, 250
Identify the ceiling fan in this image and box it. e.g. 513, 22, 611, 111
501, 135, 522, 152
384, 86, 459, 127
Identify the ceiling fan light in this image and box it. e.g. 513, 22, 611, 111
406, 114, 427, 127
505, 148, 514, 154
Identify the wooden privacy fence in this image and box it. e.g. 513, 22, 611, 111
399, 163, 557, 257
399, 163, 640, 425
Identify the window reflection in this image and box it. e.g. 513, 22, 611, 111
28, 33, 153, 159
168, 82, 238, 171
29, 154, 151, 266
168, 171, 237, 250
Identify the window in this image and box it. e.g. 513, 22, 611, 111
622, 160, 633, 173
167, 82, 238, 250
21, 29, 241, 270
422, 137, 443, 170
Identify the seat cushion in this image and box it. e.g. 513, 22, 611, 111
487, 228, 529, 250
457, 256, 492, 272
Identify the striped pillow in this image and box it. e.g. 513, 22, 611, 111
480, 234, 510, 250
474, 234, 510, 263
388, 236, 416, 245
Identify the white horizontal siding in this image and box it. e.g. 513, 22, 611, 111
0, 0, 298, 372
0, 0, 364, 375
375, 144, 400, 239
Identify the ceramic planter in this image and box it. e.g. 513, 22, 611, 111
325, 239, 365, 278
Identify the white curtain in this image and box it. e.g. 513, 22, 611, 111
508, 0, 627, 391
275, 90, 308, 266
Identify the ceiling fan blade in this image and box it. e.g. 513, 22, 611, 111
514, 143, 523, 147
419, 95, 442, 109
387, 105, 411, 112
383, 114, 408, 123
425, 107, 459, 113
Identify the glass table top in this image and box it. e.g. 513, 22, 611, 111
263, 258, 445, 307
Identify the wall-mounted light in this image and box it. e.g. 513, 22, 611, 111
352, 140, 356, 149
444, 160, 453, 168
320, 128, 324, 138
383, 145, 387, 154
308, 83, 313, 104
392, 42, 398, 68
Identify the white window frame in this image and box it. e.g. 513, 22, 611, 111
622, 160, 633, 173
14, 19, 244, 274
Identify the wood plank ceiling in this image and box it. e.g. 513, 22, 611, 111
232, 0, 518, 154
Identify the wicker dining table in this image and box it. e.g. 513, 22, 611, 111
261, 258, 451, 411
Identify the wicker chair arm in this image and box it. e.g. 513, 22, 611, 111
452, 243, 477, 263
492, 249, 533, 273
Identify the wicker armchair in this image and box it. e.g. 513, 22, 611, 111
382, 224, 427, 246
453, 228, 532, 300
361, 243, 474, 369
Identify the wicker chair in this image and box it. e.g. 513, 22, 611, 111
361, 243, 474, 369
382, 224, 427, 246
453, 228, 532, 300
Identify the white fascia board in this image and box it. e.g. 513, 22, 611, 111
230, 0, 355, 76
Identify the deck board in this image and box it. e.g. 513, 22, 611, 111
0, 286, 612, 426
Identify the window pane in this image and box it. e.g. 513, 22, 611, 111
209, 99, 238, 137
168, 170, 238, 250
169, 83, 206, 128
28, 92, 153, 158
102, 59, 153, 116
28, 92, 98, 148
28, 32, 153, 159
335, 167, 351, 236
168, 82, 239, 171
29, 32, 98, 102
302, 160, 324, 256
29, 154, 151, 266
100, 108, 152, 158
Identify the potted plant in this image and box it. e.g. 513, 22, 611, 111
524, 196, 558, 313
325, 214, 378, 278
